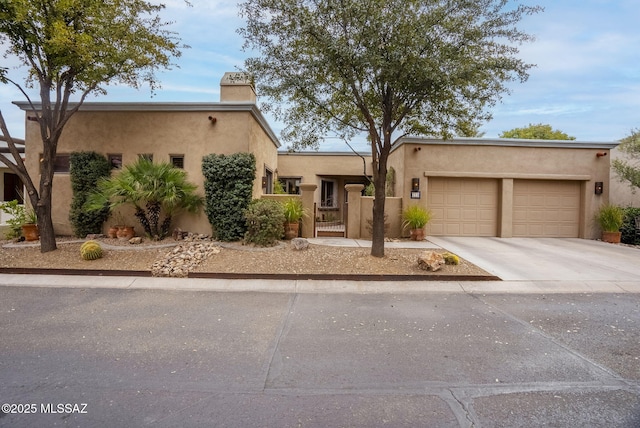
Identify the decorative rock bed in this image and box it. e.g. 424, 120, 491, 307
151, 242, 221, 277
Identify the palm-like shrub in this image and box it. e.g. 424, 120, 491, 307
88, 158, 204, 240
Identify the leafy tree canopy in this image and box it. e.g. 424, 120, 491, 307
612, 128, 640, 191
239, 0, 542, 256
499, 123, 576, 140
0, 0, 185, 251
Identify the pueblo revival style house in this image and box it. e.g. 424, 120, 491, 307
14, 72, 619, 240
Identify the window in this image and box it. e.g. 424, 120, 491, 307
138, 153, 153, 162
108, 154, 122, 169
40, 153, 70, 173
278, 177, 301, 194
170, 155, 184, 169
264, 168, 273, 194
321, 179, 337, 208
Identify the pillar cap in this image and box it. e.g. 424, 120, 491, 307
345, 184, 365, 192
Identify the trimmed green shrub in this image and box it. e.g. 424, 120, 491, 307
69, 151, 111, 238
202, 153, 256, 241
80, 240, 104, 260
621, 206, 640, 245
0, 200, 27, 239
244, 199, 285, 247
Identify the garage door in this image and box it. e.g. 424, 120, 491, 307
513, 180, 580, 237
427, 178, 498, 236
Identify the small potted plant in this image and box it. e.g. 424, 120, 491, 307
596, 203, 624, 243
18, 206, 39, 241
402, 205, 432, 241
282, 197, 305, 240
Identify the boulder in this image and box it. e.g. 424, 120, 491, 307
291, 238, 309, 251
129, 237, 143, 245
417, 251, 445, 272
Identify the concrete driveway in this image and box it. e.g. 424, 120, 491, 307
427, 237, 640, 282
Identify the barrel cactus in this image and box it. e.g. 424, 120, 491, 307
442, 252, 460, 265
80, 240, 104, 261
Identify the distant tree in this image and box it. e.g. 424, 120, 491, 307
612, 128, 640, 192
0, 0, 185, 252
499, 123, 576, 140
240, 0, 542, 257
455, 121, 486, 138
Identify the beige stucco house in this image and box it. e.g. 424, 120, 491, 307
14, 72, 622, 240
15, 72, 280, 236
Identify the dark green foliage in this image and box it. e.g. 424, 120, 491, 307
202, 153, 256, 241
621, 206, 640, 245
69, 151, 111, 238
244, 199, 285, 247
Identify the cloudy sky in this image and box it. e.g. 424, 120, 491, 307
1, 0, 639, 152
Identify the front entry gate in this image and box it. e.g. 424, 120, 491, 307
314, 202, 346, 237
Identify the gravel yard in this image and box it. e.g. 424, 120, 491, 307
0, 237, 491, 278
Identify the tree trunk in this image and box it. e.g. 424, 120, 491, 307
370, 155, 388, 258
36, 200, 57, 253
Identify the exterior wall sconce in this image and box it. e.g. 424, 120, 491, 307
596, 152, 607, 158
410, 178, 421, 199
261, 176, 267, 188
411, 178, 420, 191
595, 182, 603, 195
208, 116, 217, 124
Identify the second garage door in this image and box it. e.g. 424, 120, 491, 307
427, 178, 498, 236
513, 180, 580, 237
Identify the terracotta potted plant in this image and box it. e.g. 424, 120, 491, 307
282, 197, 305, 240
402, 205, 432, 241
596, 203, 624, 244
20, 207, 39, 242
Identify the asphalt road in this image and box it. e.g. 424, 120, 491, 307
1, 286, 639, 427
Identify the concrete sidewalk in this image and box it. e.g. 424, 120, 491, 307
1, 237, 639, 294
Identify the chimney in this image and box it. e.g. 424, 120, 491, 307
220, 72, 256, 103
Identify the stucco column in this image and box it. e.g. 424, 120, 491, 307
345, 184, 365, 239
500, 178, 514, 238
299, 183, 317, 238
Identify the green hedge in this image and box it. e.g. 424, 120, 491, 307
202, 153, 256, 241
69, 151, 111, 237
244, 199, 284, 246
621, 206, 640, 245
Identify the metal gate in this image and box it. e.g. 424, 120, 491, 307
315, 202, 346, 237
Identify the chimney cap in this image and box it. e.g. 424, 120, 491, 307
221, 72, 253, 86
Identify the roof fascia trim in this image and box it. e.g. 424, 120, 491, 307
12, 101, 281, 148
393, 136, 619, 151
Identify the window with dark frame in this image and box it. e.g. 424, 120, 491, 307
321, 179, 336, 208
170, 155, 184, 169
278, 177, 301, 194
40, 153, 70, 173
108, 154, 123, 169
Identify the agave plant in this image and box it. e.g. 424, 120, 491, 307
87, 158, 204, 240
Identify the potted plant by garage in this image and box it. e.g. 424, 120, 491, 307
596, 203, 624, 244
402, 205, 432, 241
21, 207, 39, 242
282, 197, 305, 240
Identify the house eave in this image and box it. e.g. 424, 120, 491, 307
392, 136, 619, 151
12, 101, 281, 148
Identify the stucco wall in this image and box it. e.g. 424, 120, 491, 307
277, 152, 373, 218
389, 139, 615, 239
23, 105, 278, 236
